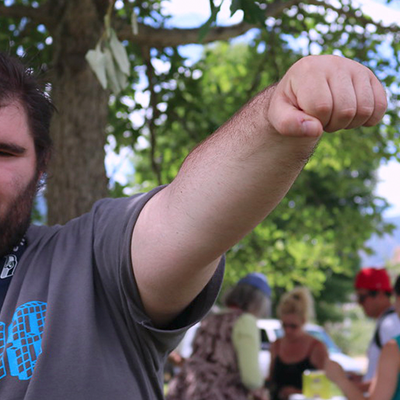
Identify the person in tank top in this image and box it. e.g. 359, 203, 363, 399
325, 274, 400, 400
268, 287, 328, 400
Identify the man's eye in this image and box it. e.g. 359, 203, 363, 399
0, 151, 15, 157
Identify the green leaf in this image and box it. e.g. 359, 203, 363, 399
85, 44, 108, 89
241, 1, 265, 25
116, 67, 128, 90
230, 0, 242, 16
109, 29, 131, 76
198, 1, 222, 42
104, 47, 122, 94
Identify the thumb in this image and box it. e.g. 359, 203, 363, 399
269, 98, 324, 138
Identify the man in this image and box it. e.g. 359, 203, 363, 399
0, 52, 387, 399
354, 267, 400, 390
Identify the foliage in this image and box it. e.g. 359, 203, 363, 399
327, 305, 375, 357
86, 3, 131, 94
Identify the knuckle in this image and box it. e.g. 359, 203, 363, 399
357, 105, 375, 118
338, 107, 357, 120
364, 114, 383, 127
313, 102, 332, 116
375, 97, 388, 113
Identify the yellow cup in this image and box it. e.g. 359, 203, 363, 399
302, 370, 342, 399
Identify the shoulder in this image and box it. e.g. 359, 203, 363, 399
379, 310, 400, 342
309, 335, 328, 357
27, 224, 60, 239
310, 335, 326, 348
233, 313, 258, 333
236, 312, 257, 325
311, 336, 327, 351
380, 310, 400, 327
26, 224, 65, 251
309, 336, 328, 368
271, 338, 282, 352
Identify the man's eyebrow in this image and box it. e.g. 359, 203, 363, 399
0, 142, 27, 154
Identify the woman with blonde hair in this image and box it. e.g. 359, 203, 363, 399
268, 287, 328, 400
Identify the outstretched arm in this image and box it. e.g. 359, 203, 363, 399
131, 55, 387, 326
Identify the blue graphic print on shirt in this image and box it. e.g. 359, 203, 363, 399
0, 301, 46, 380
0, 322, 5, 379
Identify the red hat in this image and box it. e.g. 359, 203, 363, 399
354, 267, 392, 292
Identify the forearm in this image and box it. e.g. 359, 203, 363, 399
354, 380, 370, 393
334, 376, 366, 400
326, 360, 367, 400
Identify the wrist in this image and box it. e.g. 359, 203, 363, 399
256, 85, 321, 154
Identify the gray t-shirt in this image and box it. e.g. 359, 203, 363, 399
0, 188, 224, 399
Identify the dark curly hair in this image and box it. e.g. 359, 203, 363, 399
0, 52, 54, 176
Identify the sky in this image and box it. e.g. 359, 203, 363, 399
376, 161, 400, 218
107, 0, 400, 217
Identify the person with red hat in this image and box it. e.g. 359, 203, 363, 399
325, 274, 400, 400
353, 267, 400, 391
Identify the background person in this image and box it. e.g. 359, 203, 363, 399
353, 267, 400, 391
268, 287, 328, 400
325, 274, 400, 400
166, 273, 271, 400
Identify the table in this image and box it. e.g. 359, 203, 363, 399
288, 396, 346, 400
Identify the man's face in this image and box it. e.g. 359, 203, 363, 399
0, 101, 38, 258
356, 289, 381, 318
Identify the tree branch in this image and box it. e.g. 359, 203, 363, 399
116, 0, 400, 48
0, 3, 52, 27
116, 0, 301, 47
305, 0, 400, 34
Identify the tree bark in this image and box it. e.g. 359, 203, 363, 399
46, 0, 109, 225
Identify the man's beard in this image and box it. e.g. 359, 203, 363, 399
0, 175, 38, 258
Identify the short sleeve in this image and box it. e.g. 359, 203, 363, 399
90, 187, 224, 351
380, 313, 400, 346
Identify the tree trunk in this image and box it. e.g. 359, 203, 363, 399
46, 0, 109, 225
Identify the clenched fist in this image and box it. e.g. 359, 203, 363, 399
268, 55, 387, 137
